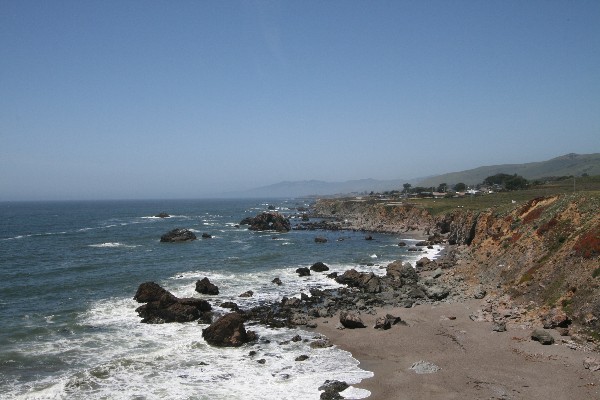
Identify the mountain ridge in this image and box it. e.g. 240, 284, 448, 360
222, 153, 600, 198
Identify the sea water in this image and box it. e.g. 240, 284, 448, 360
0, 199, 441, 399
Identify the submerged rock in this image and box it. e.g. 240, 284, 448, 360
319, 380, 349, 400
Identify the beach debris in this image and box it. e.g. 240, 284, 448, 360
492, 321, 507, 332
583, 357, 600, 372
339, 311, 366, 329
133, 282, 212, 324
195, 277, 219, 295
310, 261, 330, 272
319, 380, 349, 400
531, 329, 555, 345
410, 360, 441, 374
240, 212, 291, 232
202, 312, 257, 347
473, 285, 487, 299
160, 228, 197, 242
310, 336, 333, 349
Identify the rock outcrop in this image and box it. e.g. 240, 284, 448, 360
240, 212, 291, 232
160, 228, 197, 242
133, 282, 212, 323
195, 277, 219, 295
310, 262, 330, 272
201, 312, 257, 347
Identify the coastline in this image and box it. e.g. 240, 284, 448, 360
300, 199, 600, 399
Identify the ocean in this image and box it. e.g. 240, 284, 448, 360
0, 199, 440, 399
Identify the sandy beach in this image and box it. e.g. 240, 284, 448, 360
311, 299, 600, 399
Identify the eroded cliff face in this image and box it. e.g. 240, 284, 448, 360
456, 194, 600, 334
313, 194, 600, 335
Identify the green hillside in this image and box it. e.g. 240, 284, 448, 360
417, 153, 600, 187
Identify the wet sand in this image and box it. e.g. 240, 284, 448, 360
310, 300, 600, 399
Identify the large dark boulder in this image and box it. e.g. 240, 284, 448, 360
310, 262, 330, 272
296, 267, 311, 277
240, 212, 291, 232
202, 312, 257, 347
319, 380, 349, 400
339, 311, 366, 329
335, 269, 381, 293
160, 228, 197, 242
195, 277, 219, 295
531, 329, 555, 345
134, 282, 211, 324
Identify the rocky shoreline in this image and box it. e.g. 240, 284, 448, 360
136, 199, 600, 399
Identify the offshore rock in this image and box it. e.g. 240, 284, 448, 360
310, 262, 330, 272
195, 277, 219, 295
133, 282, 212, 324
240, 212, 291, 232
160, 228, 197, 242
202, 312, 257, 347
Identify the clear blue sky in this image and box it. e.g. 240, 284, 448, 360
1, 0, 599, 200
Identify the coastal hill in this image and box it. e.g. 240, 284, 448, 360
416, 152, 600, 188
225, 153, 600, 198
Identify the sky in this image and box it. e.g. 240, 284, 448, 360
1, 0, 599, 200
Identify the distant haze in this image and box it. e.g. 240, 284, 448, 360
1, 1, 599, 201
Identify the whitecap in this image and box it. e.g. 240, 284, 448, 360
88, 242, 137, 248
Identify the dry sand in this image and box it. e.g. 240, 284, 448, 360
310, 300, 600, 399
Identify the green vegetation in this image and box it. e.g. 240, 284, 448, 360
593, 267, 600, 279
483, 173, 529, 190
406, 175, 600, 216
